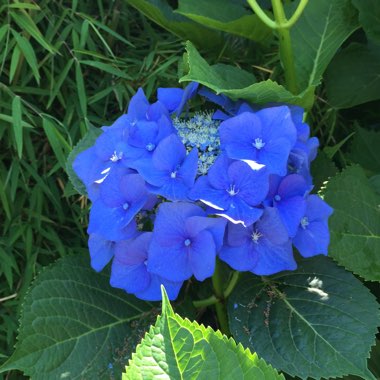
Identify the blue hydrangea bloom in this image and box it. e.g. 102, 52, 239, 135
190, 154, 269, 226
219, 207, 296, 275
87, 173, 148, 241
72, 84, 333, 302
88, 234, 115, 272
136, 134, 199, 201
110, 232, 183, 300
148, 202, 227, 282
219, 107, 297, 176
157, 82, 199, 115
293, 195, 333, 257
266, 174, 310, 237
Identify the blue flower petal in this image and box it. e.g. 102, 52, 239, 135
134, 275, 183, 301
219, 242, 258, 271
88, 234, 115, 272
188, 230, 216, 281
293, 220, 330, 257
148, 239, 192, 281
157, 87, 184, 112
127, 88, 149, 121
185, 216, 227, 251
276, 196, 306, 237
250, 239, 296, 275
88, 199, 138, 241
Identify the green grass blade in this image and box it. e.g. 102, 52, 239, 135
11, 96, 23, 158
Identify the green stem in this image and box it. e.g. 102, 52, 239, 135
247, 0, 277, 29
271, 0, 298, 94
212, 258, 230, 336
223, 271, 240, 299
193, 295, 219, 308
284, 0, 309, 29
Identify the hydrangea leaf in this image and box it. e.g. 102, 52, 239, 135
325, 43, 380, 109
66, 125, 102, 196
180, 41, 314, 108
125, 0, 223, 50
347, 127, 380, 174
228, 255, 379, 380
351, 0, 380, 43
289, 0, 359, 91
344, 340, 380, 380
323, 165, 380, 281
0, 255, 156, 379
310, 151, 338, 192
124, 287, 284, 380
176, 0, 272, 43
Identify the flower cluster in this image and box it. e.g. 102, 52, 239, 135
73, 84, 333, 301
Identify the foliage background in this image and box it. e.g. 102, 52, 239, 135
0, 0, 379, 379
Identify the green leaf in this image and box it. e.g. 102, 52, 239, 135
0, 255, 155, 379
75, 61, 87, 118
79, 60, 132, 79
180, 41, 314, 108
347, 127, 380, 174
310, 151, 338, 192
9, 45, 21, 84
228, 256, 379, 380
325, 43, 380, 108
351, 0, 380, 43
10, 12, 56, 54
324, 165, 380, 281
290, 0, 359, 91
125, 0, 223, 50
47, 58, 74, 109
12, 31, 41, 84
176, 0, 271, 43
66, 125, 102, 196
124, 287, 284, 380
42, 118, 70, 169
11, 95, 23, 159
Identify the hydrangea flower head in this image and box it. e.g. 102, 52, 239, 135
72, 84, 333, 301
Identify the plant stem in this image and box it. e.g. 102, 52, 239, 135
247, 0, 277, 29
271, 0, 298, 93
223, 271, 240, 299
193, 295, 219, 308
212, 258, 231, 336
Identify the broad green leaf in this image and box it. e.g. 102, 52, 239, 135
125, 0, 223, 50
370, 175, 380, 195
10, 12, 56, 54
347, 127, 380, 174
323, 132, 355, 159
12, 31, 41, 84
0, 255, 155, 379
11, 96, 23, 159
325, 43, 380, 108
228, 256, 379, 380
290, 0, 359, 91
124, 287, 284, 380
351, 0, 380, 43
176, 0, 271, 43
66, 125, 102, 195
310, 151, 338, 192
180, 41, 314, 108
344, 340, 380, 380
324, 165, 380, 281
